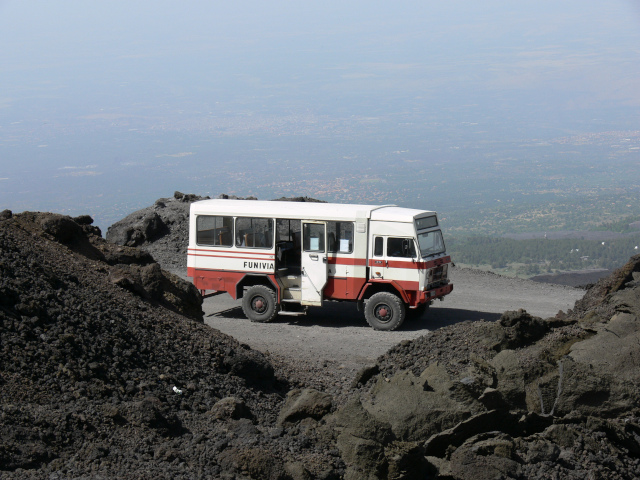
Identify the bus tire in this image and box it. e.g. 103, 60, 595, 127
242, 285, 278, 323
406, 303, 429, 320
365, 292, 405, 331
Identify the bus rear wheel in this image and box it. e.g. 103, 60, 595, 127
242, 285, 278, 323
365, 292, 405, 331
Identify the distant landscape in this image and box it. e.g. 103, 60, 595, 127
2, 1, 639, 280
2, 119, 640, 279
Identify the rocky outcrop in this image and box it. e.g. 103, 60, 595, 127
277, 388, 333, 426
330, 255, 640, 479
0, 211, 342, 479
105, 192, 206, 273
105, 192, 327, 274
20, 211, 204, 321
107, 262, 203, 320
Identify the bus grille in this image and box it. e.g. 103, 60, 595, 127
428, 265, 448, 287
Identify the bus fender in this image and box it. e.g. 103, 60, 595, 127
357, 280, 410, 304
235, 273, 281, 301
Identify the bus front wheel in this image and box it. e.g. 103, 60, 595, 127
365, 292, 405, 331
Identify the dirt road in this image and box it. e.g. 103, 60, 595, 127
202, 267, 584, 382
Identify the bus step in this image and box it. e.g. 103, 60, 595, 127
201, 290, 226, 299
279, 310, 306, 317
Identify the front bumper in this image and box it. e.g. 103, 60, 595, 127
420, 283, 453, 303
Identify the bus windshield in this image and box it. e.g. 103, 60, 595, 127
417, 229, 445, 257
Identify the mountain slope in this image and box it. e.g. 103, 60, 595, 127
0, 211, 340, 479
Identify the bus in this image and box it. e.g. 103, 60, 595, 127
187, 200, 452, 330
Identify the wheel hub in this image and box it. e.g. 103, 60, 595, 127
375, 304, 391, 322
253, 297, 265, 312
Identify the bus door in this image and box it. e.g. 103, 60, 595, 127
370, 236, 389, 279
370, 235, 416, 281
301, 221, 328, 306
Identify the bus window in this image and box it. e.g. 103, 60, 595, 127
303, 223, 325, 252
236, 217, 274, 248
387, 237, 417, 258
327, 221, 354, 253
196, 215, 233, 246
374, 236, 384, 257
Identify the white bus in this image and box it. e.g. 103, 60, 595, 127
187, 200, 453, 330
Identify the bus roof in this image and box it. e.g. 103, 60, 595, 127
190, 199, 435, 223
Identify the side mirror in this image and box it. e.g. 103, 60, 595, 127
402, 239, 415, 258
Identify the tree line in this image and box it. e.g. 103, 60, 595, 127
447, 235, 640, 272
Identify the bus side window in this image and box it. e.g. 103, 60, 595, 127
374, 236, 384, 256
327, 221, 354, 253
236, 217, 274, 248
197, 215, 233, 246
387, 237, 417, 257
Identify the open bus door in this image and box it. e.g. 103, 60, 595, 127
301, 221, 328, 306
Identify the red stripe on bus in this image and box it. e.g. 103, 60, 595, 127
327, 257, 367, 266
188, 253, 275, 261
368, 256, 451, 269
188, 247, 274, 257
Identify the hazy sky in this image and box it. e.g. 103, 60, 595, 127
2, 1, 639, 117
1, 1, 639, 226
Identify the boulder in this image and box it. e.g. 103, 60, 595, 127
72, 214, 94, 225
101, 244, 155, 266
218, 446, 289, 480
39, 213, 83, 243
329, 398, 393, 480
383, 441, 429, 480
424, 410, 518, 458
222, 345, 275, 386
362, 362, 489, 445
36, 213, 106, 261
209, 397, 253, 420
106, 211, 168, 247
477, 309, 549, 352
489, 349, 527, 408
448, 432, 522, 480
277, 388, 333, 426
108, 263, 203, 321
350, 364, 380, 388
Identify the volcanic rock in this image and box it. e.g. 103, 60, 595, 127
330, 254, 640, 479
277, 388, 333, 426
5, 196, 640, 479
0, 212, 342, 478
